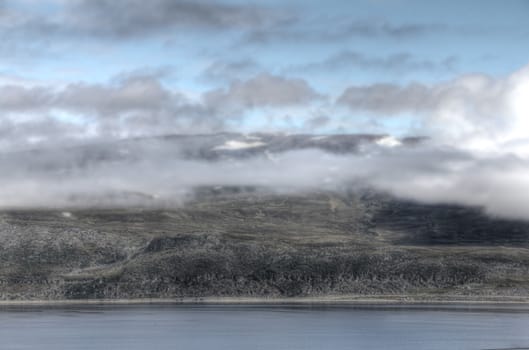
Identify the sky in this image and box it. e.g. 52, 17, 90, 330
1, 0, 529, 147
1, 0, 529, 217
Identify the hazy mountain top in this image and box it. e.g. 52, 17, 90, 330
2, 132, 423, 164
0, 132, 526, 221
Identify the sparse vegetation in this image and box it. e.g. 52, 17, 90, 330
1, 188, 529, 301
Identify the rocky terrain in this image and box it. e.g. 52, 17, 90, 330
1, 187, 529, 301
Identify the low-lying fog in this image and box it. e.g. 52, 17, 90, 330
1, 133, 528, 220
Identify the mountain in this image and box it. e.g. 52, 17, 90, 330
1, 133, 528, 302
0, 132, 424, 166
1, 187, 529, 301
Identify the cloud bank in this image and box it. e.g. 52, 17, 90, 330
0, 72, 323, 146
2, 63, 528, 155
0, 136, 528, 220
0, 63, 529, 219
339, 64, 529, 156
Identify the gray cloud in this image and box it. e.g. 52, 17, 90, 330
0, 0, 294, 62
337, 75, 502, 116
59, 77, 177, 116
298, 51, 457, 73
305, 115, 331, 129
204, 73, 323, 111
112, 66, 176, 82
0, 115, 92, 151
338, 82, 441, 114
201, 59, 262, 82
0, 76, 213, 144
0, 76, 183, 116
0, 72, 322, 146
0, 85, 52, 111
342, 21, 444, 38
68, 0, 286, 38
0, 0, 289, 43
243, 20, 444, 45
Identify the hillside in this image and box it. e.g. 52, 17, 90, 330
2, 187, 529, 301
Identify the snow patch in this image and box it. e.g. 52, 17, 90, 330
214, 140, 267, 151
376, 136, 402, 148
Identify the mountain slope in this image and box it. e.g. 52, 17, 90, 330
1, 188, 529, 301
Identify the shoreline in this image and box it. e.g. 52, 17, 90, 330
2, 295, 529, 308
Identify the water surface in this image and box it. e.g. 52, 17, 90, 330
1, 304, 529, 350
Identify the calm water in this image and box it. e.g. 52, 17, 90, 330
1, 304, 529, 350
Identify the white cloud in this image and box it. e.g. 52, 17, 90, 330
338, 63, 529, 157
0, 142, 528, 219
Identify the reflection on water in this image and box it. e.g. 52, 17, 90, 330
1, 304, 529, 350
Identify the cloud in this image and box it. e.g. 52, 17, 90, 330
0, 0, 289, 42
0, 75, 214, 143
0, 0, 295, 61
112, 66, 176, 82
59, 77, 176, 116
243, 19, 444, 45
298, 51, 457, 73
0, 71, 324, 146
338, 20, 444, 39
0, 135, 529, 220
201, 59, 262, 82
342, 146, 529, 220
338, 82, 444, 113
0, 75, 182, 116
0, 84, 52, 111
68, 0, 286, 38
2, 61, 528, 158
337, 65, 529, 155
204, 73, 323, 112
305, 115, 331, 129
0, 117, 87, 150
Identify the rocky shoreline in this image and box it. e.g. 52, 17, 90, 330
2, 295, 529, 308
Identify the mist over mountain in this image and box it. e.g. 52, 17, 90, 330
0, 132, 526, 221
